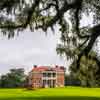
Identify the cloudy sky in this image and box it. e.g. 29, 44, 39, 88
0, 27, 68, 75
0, 12, 94, 75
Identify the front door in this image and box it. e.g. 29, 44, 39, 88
49, 80, 56, 88
43, 80, 48, 88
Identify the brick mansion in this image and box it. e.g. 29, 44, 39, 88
27, 65, 65, 88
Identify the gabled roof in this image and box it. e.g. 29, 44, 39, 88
31, 66, 65, 72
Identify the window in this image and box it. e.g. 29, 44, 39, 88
43, 72, 56, 77
43, 73, 46, 77
48, 73, 51, 77
53, 73, 56, 77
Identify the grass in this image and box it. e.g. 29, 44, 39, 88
0, 87, 100, 100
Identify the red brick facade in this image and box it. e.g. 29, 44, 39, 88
28, 65, 65, 88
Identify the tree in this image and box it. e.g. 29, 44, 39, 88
0, 68, 26, 88
68, 51, 100, 87
56, 31, 100, 87
0, 0, 100, 81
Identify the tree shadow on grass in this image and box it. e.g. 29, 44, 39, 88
0, 96, 100, 100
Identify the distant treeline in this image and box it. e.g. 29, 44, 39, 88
0, 68, 26, 88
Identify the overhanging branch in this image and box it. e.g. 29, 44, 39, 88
0, 0, 41, 29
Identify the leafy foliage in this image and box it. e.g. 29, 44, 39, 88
69, 51, 100, 87
0, 68, 26, 88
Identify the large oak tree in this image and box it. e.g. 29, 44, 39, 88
0, 0, 100, 83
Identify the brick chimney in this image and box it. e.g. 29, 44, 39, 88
55, 65, 58, 68
60, 66, 66, 71
33, 65, 37, 68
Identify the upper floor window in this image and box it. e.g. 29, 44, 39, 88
43, 72, 56, 77
53, 73, 56, 77
43, 73, 46, 77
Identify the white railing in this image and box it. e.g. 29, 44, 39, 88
42, 77, 56, 80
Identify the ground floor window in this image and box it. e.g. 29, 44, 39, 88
42, 80, 56, 88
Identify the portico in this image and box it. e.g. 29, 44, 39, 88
42, 71, 56, 88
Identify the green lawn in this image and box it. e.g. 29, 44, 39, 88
0, 87, 100, 100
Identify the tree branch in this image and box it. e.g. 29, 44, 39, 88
76, 24, 100, 69
0, 0, 41, 29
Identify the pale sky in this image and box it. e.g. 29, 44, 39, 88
0, 28, 67, 75
0, 12, 94, 75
